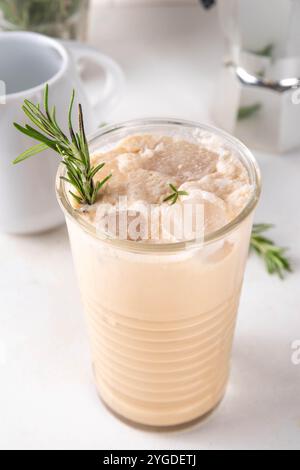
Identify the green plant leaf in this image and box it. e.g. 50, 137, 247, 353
12, 143, 48, 164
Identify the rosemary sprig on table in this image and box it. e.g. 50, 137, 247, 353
163, 184, 189, 205
13, 85, 111, 206
250, 224, 292, 279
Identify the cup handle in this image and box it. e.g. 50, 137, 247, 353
65, 41, 125, 117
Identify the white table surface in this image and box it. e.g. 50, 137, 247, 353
0, 3, 299, 451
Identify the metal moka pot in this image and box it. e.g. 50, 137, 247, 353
214, 0, 300, 153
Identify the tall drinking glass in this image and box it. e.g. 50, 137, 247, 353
56, 119, 261, 429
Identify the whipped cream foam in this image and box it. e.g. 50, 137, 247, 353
70, 134, 253, 242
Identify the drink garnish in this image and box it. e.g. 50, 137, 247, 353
13, 85, 111, 205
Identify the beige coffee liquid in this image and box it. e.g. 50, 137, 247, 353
65, 132, 255, 427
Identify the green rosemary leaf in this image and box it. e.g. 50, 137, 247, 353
91, 174, 112, 202
67, 155, 84, 167
250, 224, 292, 279
74, 131, 86, 166
69, 191, 84, 205
281, 255, 292, 272
23, 99, 51, 127
64, 161, 85, 193
68, 89, 77, 146
92, 181, 102, 201
22, 103, 50, 132
44, 82, 51, 121
12, 143, 48, 164
96, 174, 112, 190
163, 194, 176, 203
60, 176, 73, 185
252, 223, 274, 235
65, 166, 82, 190
51, 106, 57, 123
50, 106, 63, 137
13, 123, 57, 151
88, 163, 105, 179
78, 104, 89, 169
169, 184, 178, 193
25, 123, 62, 149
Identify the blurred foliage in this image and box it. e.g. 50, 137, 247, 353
238, 103, 262, 121
0, 0, 82, 28
253, 44, 274, 58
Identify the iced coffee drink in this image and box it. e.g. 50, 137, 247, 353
56, 119, 261, 428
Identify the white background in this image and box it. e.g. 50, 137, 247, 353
0, 1, 299, 450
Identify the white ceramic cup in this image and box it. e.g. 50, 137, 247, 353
0, 32, 125, 234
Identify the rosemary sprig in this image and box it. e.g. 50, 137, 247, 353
163, 184, 189, 205
13, 85, 111, 206
250, 224, 292, 279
